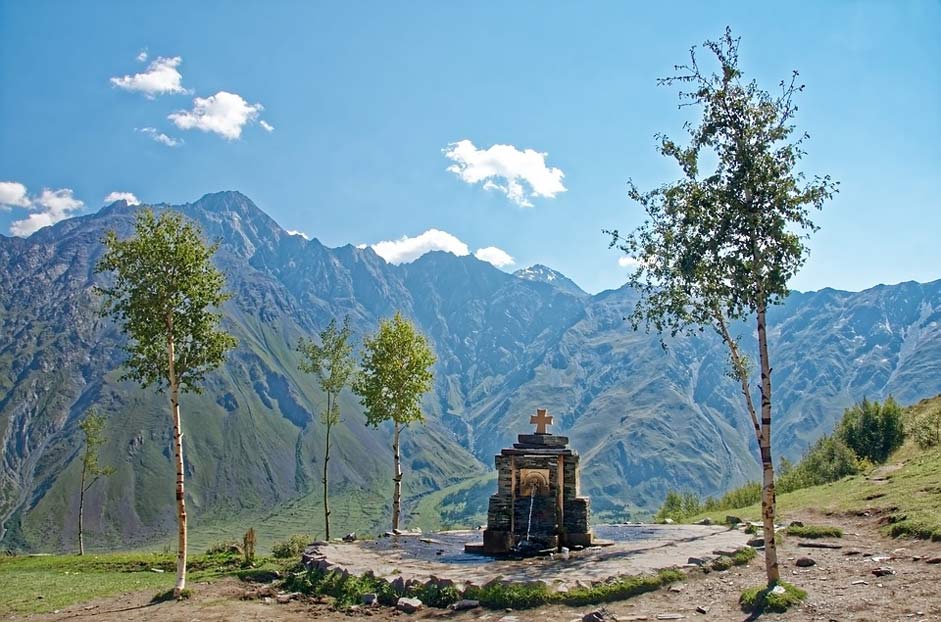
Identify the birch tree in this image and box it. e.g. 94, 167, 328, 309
607, 28, 837, 586
77, 409, 114, 555
97, 209, 236, 597
297, 317, 355, 541
353, 312, 435, 532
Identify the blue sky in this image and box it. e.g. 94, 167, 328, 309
1, 1, 938, 294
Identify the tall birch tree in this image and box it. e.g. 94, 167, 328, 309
353, 312, 435, 532
297, 317, 356, 541
97, 209, 236, 597
607, 28, 837, 586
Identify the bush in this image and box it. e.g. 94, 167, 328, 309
271, 534, 312, 559
909, 401, 941, 449
740, 581, 806, 613
654, 490, 703, 522
837, 397, 905, 464
777, 435, 860, 492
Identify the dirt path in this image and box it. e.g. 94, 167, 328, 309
15, 511, 941, 622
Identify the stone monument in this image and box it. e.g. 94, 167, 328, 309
467, 408, 595, 555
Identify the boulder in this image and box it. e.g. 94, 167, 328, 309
451, 599, 480, 610
396, 597, 423, 614
725, 515, 743, 526
746, 538, 765, 548
795, 557, 816, 567
694, 518, 713, 526
342, 532, 357, 542
361, 593, 377, 605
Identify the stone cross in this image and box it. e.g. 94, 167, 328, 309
530, 408, 553, 435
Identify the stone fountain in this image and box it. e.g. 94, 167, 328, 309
466, 408, 596, 555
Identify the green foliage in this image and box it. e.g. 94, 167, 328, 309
204, 540, 242, 556
96, 208, 237, 393
777, 435, 860, 491
297, 317, 356, 428
606, 28, 837, 339
270, 534, 311, 559
837, 397, 905, 463
909, 397, 941, 449
739, 581, 806, 613
709, 546, 757, 572
785, 524, 842, 538
79, 410, 115, 483
353, 312, 436, 428
287, 568, 683, 610
654, 490, 703, 522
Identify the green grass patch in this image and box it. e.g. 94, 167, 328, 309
285, 566, 684, 610
708, 546, 757, 571
0, 551, 284, 616
785, 524, 843, 538
151, 587, 193, 603
739, 581, 807, 613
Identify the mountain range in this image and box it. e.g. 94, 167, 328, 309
1, 191, 938, 551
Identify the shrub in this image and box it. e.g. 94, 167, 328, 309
777, 435, 860, 492
909, 401, 941, 449
654, 490, 702, 522
204, 540, 242, 556
740, 581, 806, 613
837, 397, 905, 463
271, 534, 312, 559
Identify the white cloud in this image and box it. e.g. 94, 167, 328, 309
111, 56, 187, 98
618, 256, 644, 269
0, 181, 31, 209
370, 229, 470, 264
168, 91, 264, 140
259, 119, 275, 132
9, 187, 85, 237
104, 191, 140, 205
443, 139, 566, 208
287, 229, 309, 239
474, 246, 515, 268
136, 50, 148, 62
138, 127, 182, 147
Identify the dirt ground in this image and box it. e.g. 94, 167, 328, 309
15, 511, 941, 622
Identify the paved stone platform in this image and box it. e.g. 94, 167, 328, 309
302, 524, 751, 588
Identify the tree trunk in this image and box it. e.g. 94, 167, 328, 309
756, 303, 780, 585
78, 460, 87, 556
323, 393, 332, 541
168, 332, 188, 598
392, 422, 402, 531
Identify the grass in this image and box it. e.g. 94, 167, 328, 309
689, 398, 941, 541
708, 546, 757, 571
785, 524, 843, 538
285, 566, 687, 610
0, 551, 283, 616
739, 581, 807, 613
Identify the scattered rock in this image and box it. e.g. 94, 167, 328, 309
419, 537, 442, 544
872, 567, 895, 577
275, 592, 299, 604
669, 584, 685, 593
695, 605, 709, 614
342, 532, 357, 542
694, 518, 713, 526
391, 576, 407, 593
796, 557, 816, 567
583, 608, 609, 622
396, 597, 423, 613
656, 615, 683, 620
687, 556, 709, 566
770, 585, 787, 595
843, 549, 862, 556
725, 515, 742, 526
746, 538, 765, 548
851, 580, 868, 586
798, 541, 843, 549
361, 593, 377, 605
663, 518, 675, 524
450, 599, 479, 611
789, 520, 804, 528
150, 568, 165, 573
926, 557, 941, 564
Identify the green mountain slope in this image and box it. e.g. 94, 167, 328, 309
1, 191, 938, 550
